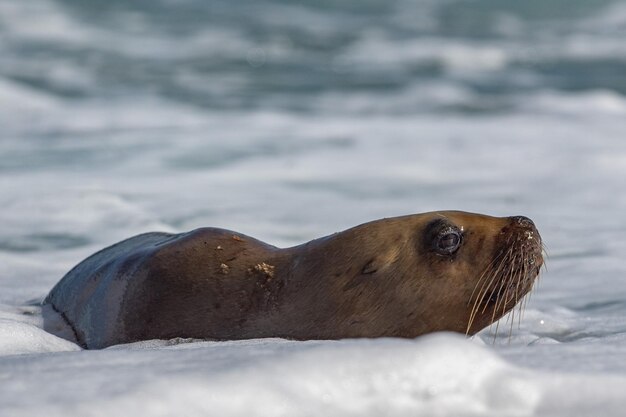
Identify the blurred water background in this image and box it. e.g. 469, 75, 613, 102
1, 0, 626, 415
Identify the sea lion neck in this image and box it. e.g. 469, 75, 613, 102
272, 220, 418, 339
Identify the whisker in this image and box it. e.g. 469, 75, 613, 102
490, 251, 516, 325
466, 249, 511, 333
467, 246, 512, 331
479, 246, 513, 315
516, 246, 530, 329
468, 252, 506, 306
468, 229, 543, 343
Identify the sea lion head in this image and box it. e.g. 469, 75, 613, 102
323, 211, 544, 339
397, 211, 544, 336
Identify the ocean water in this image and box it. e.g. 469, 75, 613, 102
1, 0, 626, 415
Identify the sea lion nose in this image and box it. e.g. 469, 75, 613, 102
509, 216, 535, 229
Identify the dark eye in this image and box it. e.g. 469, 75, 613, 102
434, 228, 462, 255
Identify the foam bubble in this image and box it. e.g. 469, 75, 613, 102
0, 318, 80, 356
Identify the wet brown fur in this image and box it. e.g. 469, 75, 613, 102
43, 211, 543, 349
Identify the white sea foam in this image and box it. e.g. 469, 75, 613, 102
524, 90, 626, 116
1, 333, 626, 416
344, 34, 510, 72
0, 0, 86, 43
0, 319, 80, 356
0, 78, 59, 111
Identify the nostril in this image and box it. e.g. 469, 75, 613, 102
509, 216, 535, 228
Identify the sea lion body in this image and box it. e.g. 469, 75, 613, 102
44, 211, 543, 349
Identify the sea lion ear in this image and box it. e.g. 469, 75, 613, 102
342, 258, 380, 291
361, 259, 378, 275
342, 248, 402, 291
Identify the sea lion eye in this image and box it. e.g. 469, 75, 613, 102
435, 228, 462, 255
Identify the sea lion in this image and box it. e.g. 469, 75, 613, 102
43, 211, 543, 349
